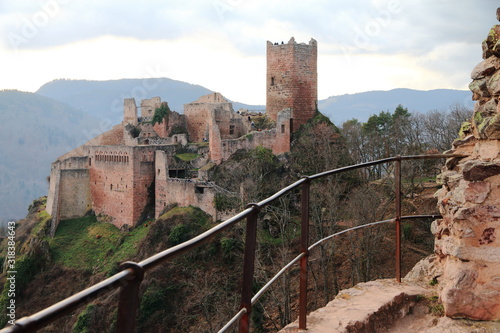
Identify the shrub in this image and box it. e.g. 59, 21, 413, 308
73, 304, 96, 333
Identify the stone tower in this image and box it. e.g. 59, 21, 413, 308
266, 37, 318, 131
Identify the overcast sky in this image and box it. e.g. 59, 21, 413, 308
0, 0, 496, 104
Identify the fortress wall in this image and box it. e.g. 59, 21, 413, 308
89, 146, 136, 228
47, 156, 91, 235
58, 169, 91, 220
131, 147, 156, 224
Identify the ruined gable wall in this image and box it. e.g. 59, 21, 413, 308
140, 97, 162, 118
213, 108, 250, 140
185, 93, 235, 143
152, 110, 187, 138
185, 103, 210, 143
266, 38, 317, 130
88, 124, 124, 146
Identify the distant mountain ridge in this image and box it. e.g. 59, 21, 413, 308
37, 79, 473, 125
36, 78, 266, 124
319, 88, 474, 124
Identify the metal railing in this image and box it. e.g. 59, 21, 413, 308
0, 154, 465, 333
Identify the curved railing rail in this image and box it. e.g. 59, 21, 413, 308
0, 154, 466, 333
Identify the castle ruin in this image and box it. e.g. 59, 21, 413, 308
46, 38, 318, 232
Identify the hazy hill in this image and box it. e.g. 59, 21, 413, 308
36, 78, 265, 123
0, 90, 98, 221
320, 88, 474, 124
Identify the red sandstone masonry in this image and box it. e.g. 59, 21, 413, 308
266, 37, 317, 130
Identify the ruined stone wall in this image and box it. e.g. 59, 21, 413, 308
140, 97, 162, 118
152, 110, 186, 138
433, 9, 500, 321
185, 92, 234, 142
218, 130, 276, 162
273, 108, 292, 154
213, 108, 250, 140
266, 37, 317, 130
156, 178, 216, 218
138, 122, 157, 141
124, 98, 138, 126
155, 150, 169, 217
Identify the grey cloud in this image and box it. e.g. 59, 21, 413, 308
1, 0, 497, 63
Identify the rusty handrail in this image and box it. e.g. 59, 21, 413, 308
0, 153, 464, 333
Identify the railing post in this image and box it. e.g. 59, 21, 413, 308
395, 157, 402, 283
299, 178, 310, 330
239, 204, 260, 333
116, 262, 145, 333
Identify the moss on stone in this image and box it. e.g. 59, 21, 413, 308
477, 116, 492, 134
474, 111, 484, 125
458, 121, 471, 138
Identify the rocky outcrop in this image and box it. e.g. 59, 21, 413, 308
433, 8, 500, 321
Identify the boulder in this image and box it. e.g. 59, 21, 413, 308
471, 56, 500, 80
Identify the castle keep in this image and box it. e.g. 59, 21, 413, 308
267, 37, 318, 130
46, 38, 318, 231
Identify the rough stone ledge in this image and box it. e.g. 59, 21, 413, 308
279, 279, 433, 333
279, 278, 500, 332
